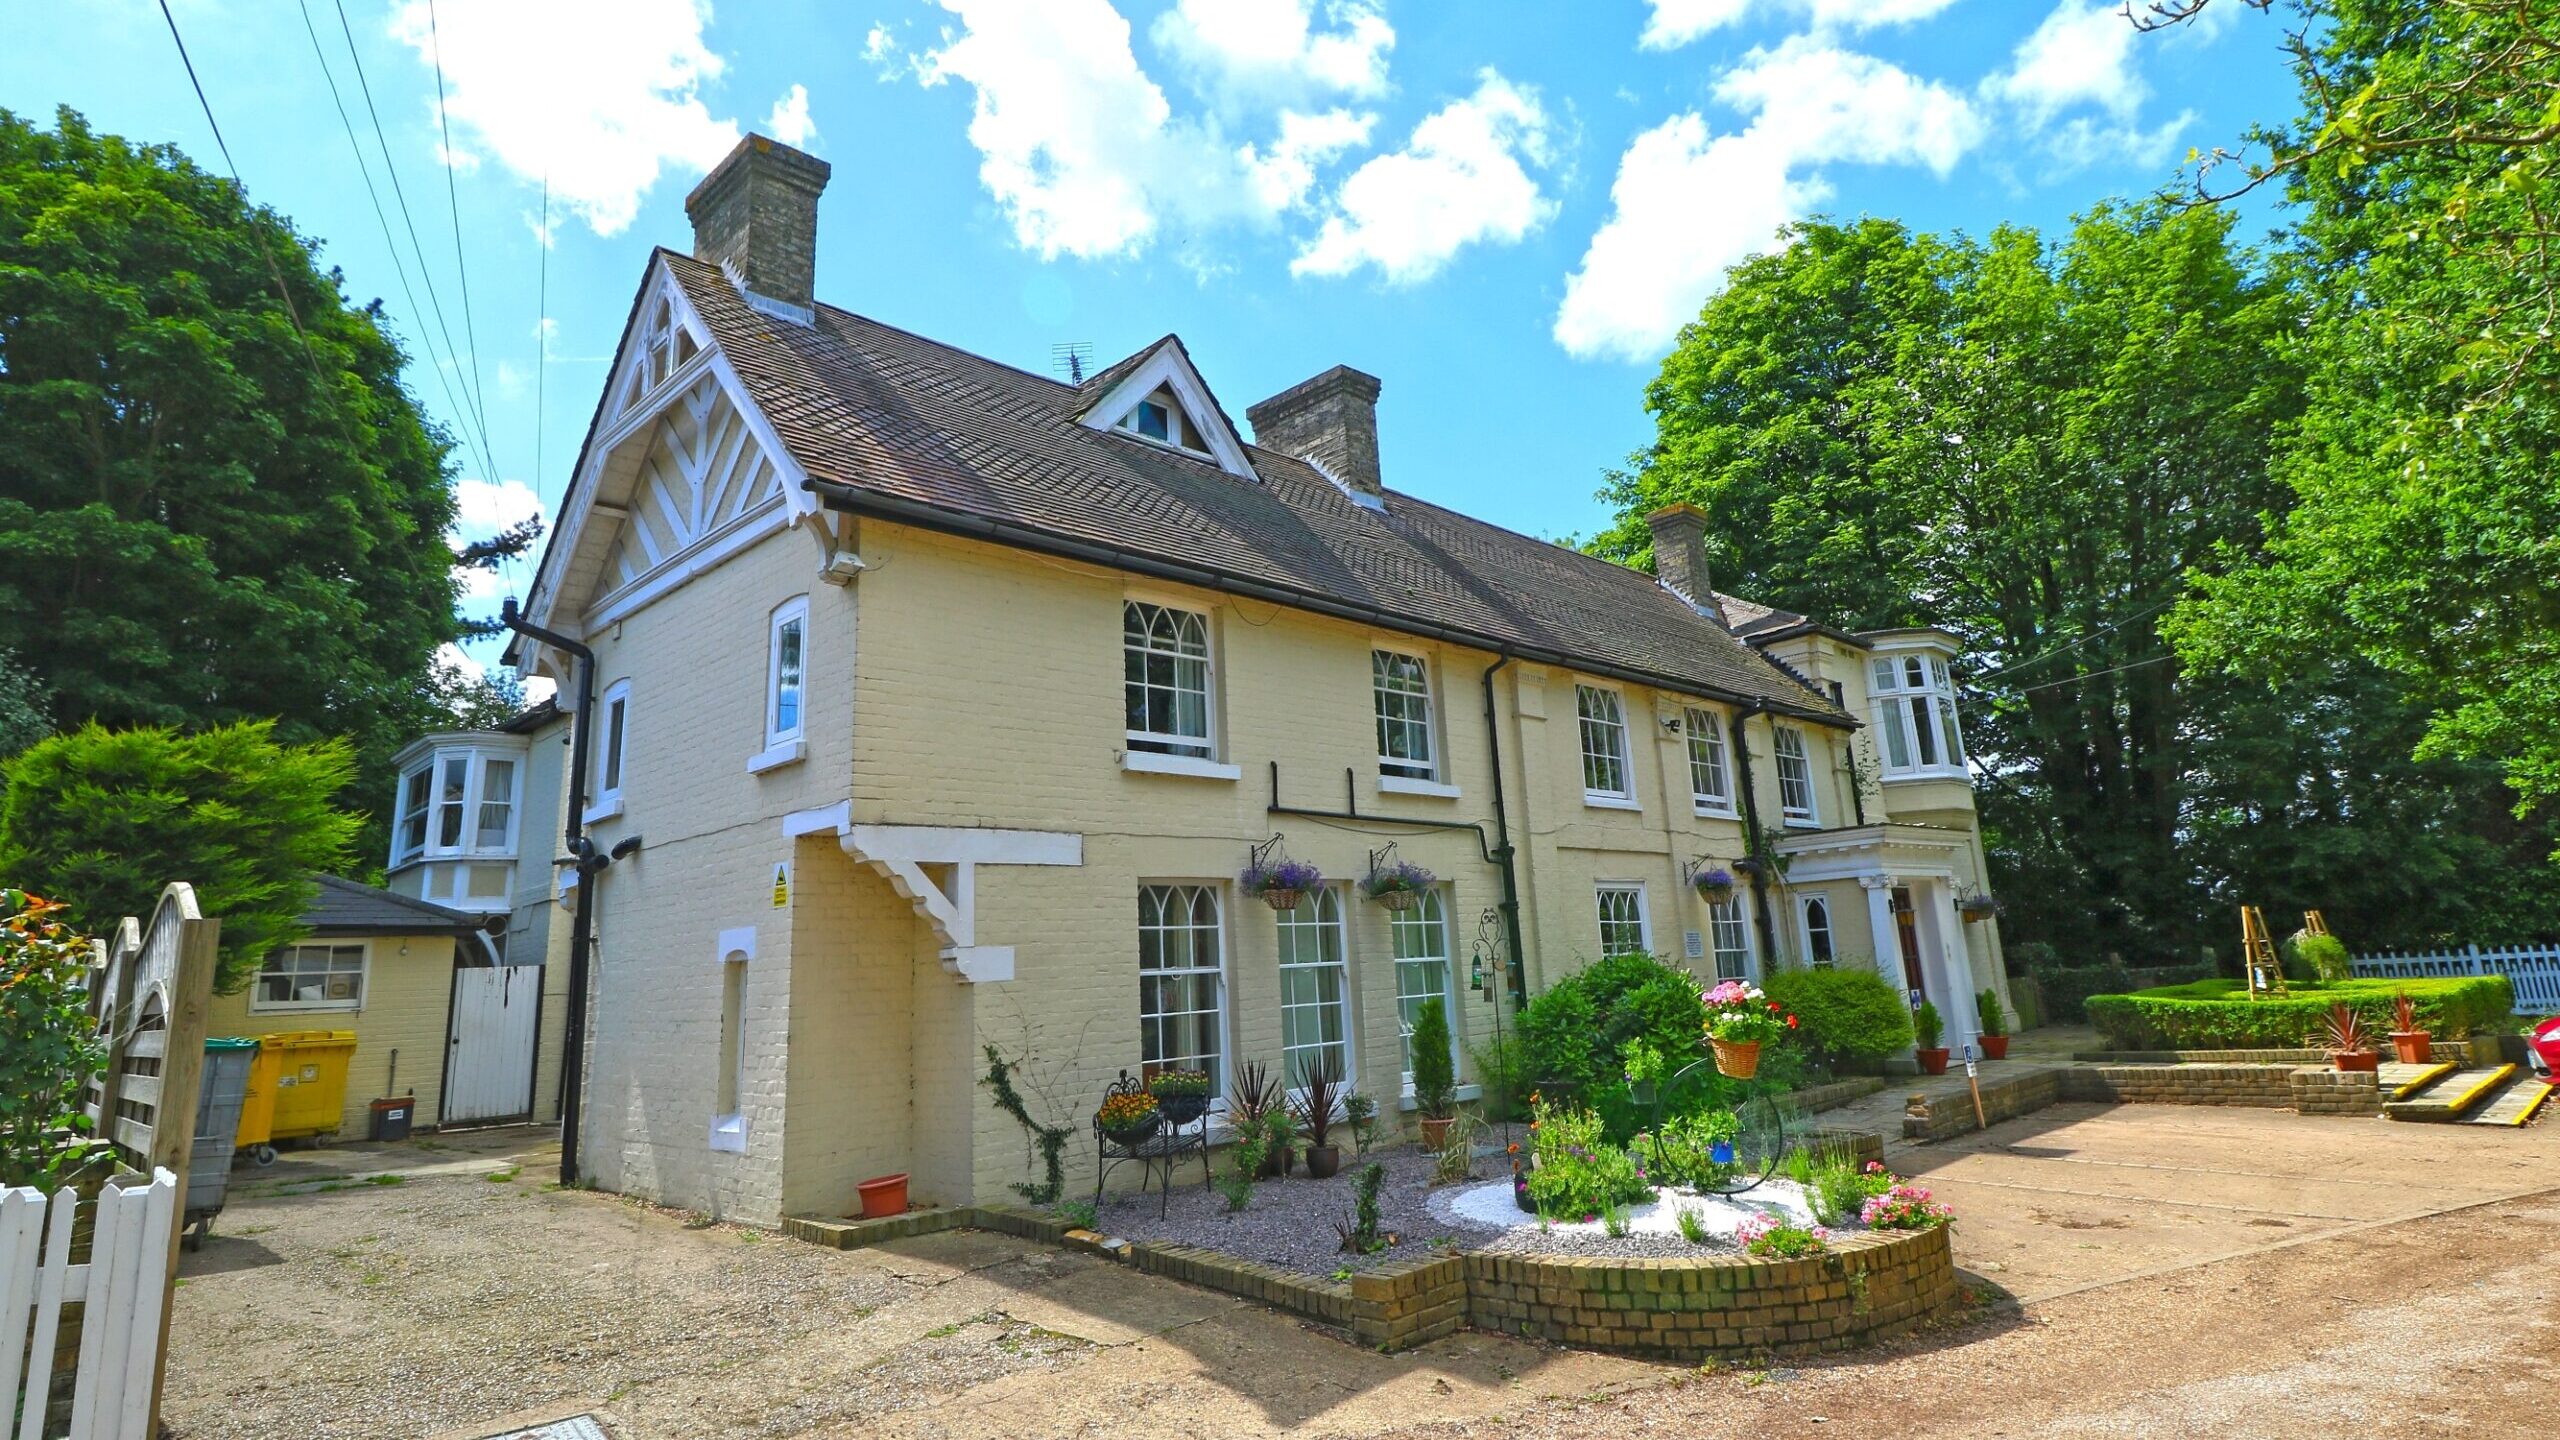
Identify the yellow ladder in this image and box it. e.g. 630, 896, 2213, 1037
2242, 906, 2287, 998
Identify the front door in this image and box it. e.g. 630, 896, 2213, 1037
1892, 887, 1927, 1004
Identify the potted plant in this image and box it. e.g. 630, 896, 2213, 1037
1147, 1068, 1211, 1126
1410, 995, 1459, 1148
1701, 978, 1794, 1079
1691, 866, 1737, 904
2387, 992, 2432, 1065
1362, 859, 1437, 912
1913, 999, 1949, 1074
1293, 1061, 1346, 1179
2322, 1004, 2380, 1072
1240, 857, 1324, 912
1959, 891, 2003, 921
1975, 988, 2010, 1060
1095, 1089, 1161, 1145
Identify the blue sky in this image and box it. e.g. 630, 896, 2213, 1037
3, 1, 2299, 677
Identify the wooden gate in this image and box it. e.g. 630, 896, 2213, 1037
442, 965, 542, 1127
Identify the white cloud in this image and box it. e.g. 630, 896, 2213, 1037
1640, 0, 1959, 50
1555, 41, 1976, 361
1293, 70, 1555, 284
1151, 0, 1393, 106
917, 0, 1367, 259
863, 23, 905, 80
390, 0, 803, 236
766, 84, 817, 147
1982, 0, 2195, 171
452, 477, 544, 538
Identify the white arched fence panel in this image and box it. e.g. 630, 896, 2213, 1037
0, 1168, 177, 1440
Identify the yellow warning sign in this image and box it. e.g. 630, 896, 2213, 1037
771, 862, 790, 909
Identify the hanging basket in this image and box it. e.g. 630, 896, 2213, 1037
1959, 894, 2002, 920
1710, 1037, 1763, 1080
1258, 886, 1306, 912
1373, 888, 1424, 912
1692, 871, 1736, 904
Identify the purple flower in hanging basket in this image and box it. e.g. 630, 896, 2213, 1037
1240, 858, 1326, 895
1362, 860, 1436, 899
1692, 867, 1737, 899
1959, 892, 2004, 918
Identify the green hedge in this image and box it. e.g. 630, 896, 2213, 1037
2086, 976, 2516, 1050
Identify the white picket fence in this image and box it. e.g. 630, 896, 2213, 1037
0, 1169, 178, 1440
2352, 942, 2560, 1015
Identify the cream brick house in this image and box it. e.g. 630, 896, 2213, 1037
488, 134, 2013, 1225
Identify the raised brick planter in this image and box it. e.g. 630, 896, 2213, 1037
2289, 1067, 2383, 1116
2073, 1047, 2325, 1065
2059, 1064, 2300, 1108
1902, 1068, 2065, 1140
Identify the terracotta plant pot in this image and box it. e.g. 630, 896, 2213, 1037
856, 1172, 909, 1219
1979, 1035, 2010, 1061
1915, 1047, 1951, 1076
1418, 1116, 1456, 1151
2390, 1031, 2432, 1065
1711, 1037, 1762, 1080
2332, 1049, 2380, 1073
1303, 1143, 1342, 1179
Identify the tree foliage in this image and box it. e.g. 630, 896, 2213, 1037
0, 889, 108, 1190
0, 108, 522, 852
0, 721, 359, 993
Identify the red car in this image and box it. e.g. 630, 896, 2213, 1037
2532, 1015, 2560, 1085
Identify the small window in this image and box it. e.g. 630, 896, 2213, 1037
1124, 602, 1214, 759
1139, 884, 1226, 1097
436, 753, 470, 850
475, 758, 516, 851
1135, 400, 1171, 441
767, 597, 809, 748
1685, 707, 1731, 814
1774, 726, 1817, 825
1390, 889, 1457, 1092
1117, 387, 1204, 452
1870, 654, 1966, 777
252, 943, 367, 1012
1801, 896, 1836, 967
1577, 685, 1633, 801
395, 765, 431, 862
1373, 650, 1436, 780
1709, 897, 1752, 979
596, 681, 632, 805
1596, 884, 1649, 958
1276, 889, 1352, 1090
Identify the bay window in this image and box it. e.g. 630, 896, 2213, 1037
1869, 653, 1966, 778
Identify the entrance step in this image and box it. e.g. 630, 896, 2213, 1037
2385, 1064, 2519, 1122
2377, 1060, 2457, 1100
2462, 1075, 2554, 1128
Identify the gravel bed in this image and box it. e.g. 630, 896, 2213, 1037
1092, 1143, 1500, 1276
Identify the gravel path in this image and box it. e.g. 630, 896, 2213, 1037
1092, 1143, 1501, 1275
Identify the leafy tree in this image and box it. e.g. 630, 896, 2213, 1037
2155, 2, 2560, 841
0, 721, 359, 993
0, 648, 49, 759
0, 108, 526, 851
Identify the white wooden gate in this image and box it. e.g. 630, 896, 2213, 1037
442, 965, 542, 1126
0, 1170, 178, 1440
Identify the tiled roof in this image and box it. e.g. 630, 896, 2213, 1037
304, 875, 483, 936
663, 252, 1844, 722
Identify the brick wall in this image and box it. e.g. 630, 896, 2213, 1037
2058, 1064, 2300, 1108
2289, 1068, 2383, 1116
1902, 1068, 2065, 1140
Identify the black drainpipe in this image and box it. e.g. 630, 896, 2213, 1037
1726, 705, 1783, 964
502, 597, 602, 1188
1480, 654, 1529, 1006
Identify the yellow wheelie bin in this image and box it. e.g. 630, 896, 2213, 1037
235, 1030, 357, 1164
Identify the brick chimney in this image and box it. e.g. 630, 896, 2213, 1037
1247, 365, 1384, 505
685, 134, 831, 319
1646, 503, 1728, 627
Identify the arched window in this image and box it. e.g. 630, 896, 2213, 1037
1801, 896, 1836, 968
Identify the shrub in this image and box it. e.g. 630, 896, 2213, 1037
0, 890, 109, 1189
1644, 1108, 1739, 1190
1524, 1099, 1652, 1219
1914, 999, 1945, 1049
1807, 1154, 1894, 1227
1735, 1212, 1828, 1257
1335, 1162, 1387, 1254
2291, 932, 2353, 983
1975, 988, 2009, 1037
1467, 1034, 1534, 1123
1764, 968, 1914, 1068
1861, 1182, 1954, 1231
1410, 996, 1457, 1119
2034, 961, 2136, 1023
2085, 977, 2514, 1049
1519, 952, 1719, 1139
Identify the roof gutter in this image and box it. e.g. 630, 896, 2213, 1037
805, 477, 1852, 730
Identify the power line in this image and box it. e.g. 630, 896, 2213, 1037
325, 0, 500, 473
294, 0, 497, 485
423, 0, 492, 476
2013, 654, 2176, 695
1964, 593, 2181, 687
154, 0, 326, 386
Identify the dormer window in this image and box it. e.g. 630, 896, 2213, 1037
1116, 388, 1209, 455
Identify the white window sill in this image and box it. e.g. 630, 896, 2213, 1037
1583, 793, 1643, 812
1396, 1084, 1483, 1113
582, 796, 625, 825
1880, 768, 1970, 783
1378, 775, 1461, 799
746, 738, 806, 774
1693, 803, 1737, 819
708, 1115, 749, 1153
1121, 750, 1241, 782
1782, 817, 1822, 829
248, 1003, 362, 1017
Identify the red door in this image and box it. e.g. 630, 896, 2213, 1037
1892, 887, 1927, 1004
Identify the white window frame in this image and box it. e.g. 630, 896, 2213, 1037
751, 596, 810, 773
393, 748, 520, 868
1773, 725, 1818, 827
1685, 706, 1734, 816
472, 754, 518, 853
1390, 888, 1458, 1095
1868, 653, 1968, 780
710, 927, 755, 1152
1708, 896, 1753, 980
1116, 387, 1216, 461
1577, 685, 1636, 806
588, 680, 632, 822
1372, 649, 1439, 783
1799, 895, 1837, 968
392, 763, 432, 865
249, 941, 369, 1014
1123, 601, 1217, 762
1595, 883, 1651, 958
1276, 887, 1355, 1093
1139, 883, 1230, 1101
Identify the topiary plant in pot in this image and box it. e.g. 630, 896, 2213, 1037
1410, 996, 1459, 1149
1975, 989, 2010, 1060
1913, 999, 1949, 1075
